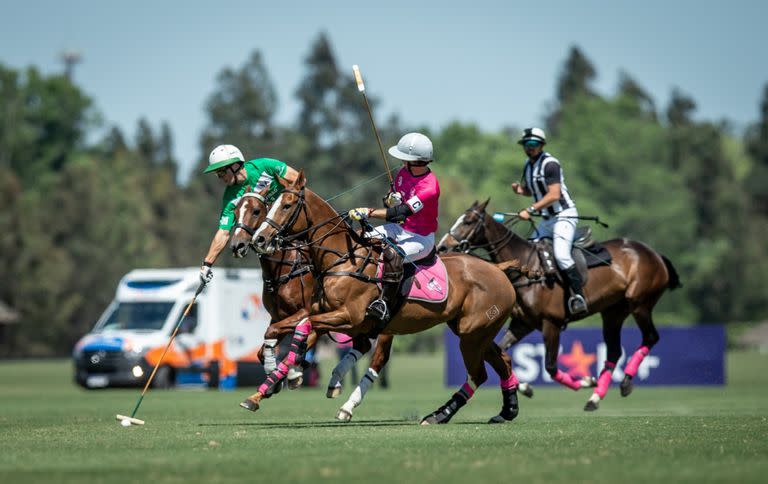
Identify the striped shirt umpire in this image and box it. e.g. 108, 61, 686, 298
523, 152, 575, 217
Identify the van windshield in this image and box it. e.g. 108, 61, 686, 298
95, 302, 175, 332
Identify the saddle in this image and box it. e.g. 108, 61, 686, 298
535, 226, 612, 286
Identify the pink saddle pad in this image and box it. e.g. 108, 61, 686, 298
377, 257, 449, 303
403, 258, 449, 303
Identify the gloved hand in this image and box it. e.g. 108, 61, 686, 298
384, 191, 403, 208
348, 208, 371, 221
200, 263, 213, 285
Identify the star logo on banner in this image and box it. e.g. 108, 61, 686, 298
558, 341, 596, 377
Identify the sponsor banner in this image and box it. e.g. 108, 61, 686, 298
445, 325, 725, 386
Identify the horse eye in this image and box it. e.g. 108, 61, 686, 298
252, 209, 260, 216
283, 204, 291, 210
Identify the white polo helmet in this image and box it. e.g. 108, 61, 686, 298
204, 144, 245, 174
388, 132, 433, 162
518, 127, 547, 145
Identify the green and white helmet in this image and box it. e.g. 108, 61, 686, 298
204, 144, 245, 174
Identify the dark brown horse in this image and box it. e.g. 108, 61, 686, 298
437, 199, 681, 411
245, 171, 521, 424
229, 188, 394, 421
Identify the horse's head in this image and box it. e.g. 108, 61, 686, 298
253, 169, 308, 255
437, 198, 491, 254
230, 186, 270, 258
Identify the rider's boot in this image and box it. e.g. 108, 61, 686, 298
366, 246, 404, 328
564, 265, 588, 316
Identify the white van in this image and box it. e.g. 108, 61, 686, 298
73, 267, 270, 389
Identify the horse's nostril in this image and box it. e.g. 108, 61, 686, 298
255, 235, 266, 247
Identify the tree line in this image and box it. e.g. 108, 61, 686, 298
1, 34, 766, 356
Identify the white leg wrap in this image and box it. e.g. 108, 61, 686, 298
263, 339, 278, 373
342, 368, 379, 413
328, 349, 363, 389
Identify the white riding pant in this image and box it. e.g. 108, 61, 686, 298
366, 223, 435, 262
531, 207, 578, 270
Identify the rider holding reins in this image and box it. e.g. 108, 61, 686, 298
347, 132, 440, 323
199, 144, 300, 285
511, 127, 588, 316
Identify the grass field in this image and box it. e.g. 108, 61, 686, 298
2, 351, 767, 483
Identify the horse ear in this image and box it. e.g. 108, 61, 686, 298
295, 168, 306, 187
478, 197, 491, 211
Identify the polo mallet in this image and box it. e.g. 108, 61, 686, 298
353, 64, 394, 190
115, 280, 206, 426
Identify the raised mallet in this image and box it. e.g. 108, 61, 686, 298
115, 281, 206, 427
353, 64, 394, 189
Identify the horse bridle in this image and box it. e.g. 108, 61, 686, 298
259, 188, 309, 248
447, 208, 514, 257
232, 192, 268, 238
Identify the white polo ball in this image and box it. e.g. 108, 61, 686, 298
121, 419, 132, 427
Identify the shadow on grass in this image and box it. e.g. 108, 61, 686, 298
197, 418, 417, 429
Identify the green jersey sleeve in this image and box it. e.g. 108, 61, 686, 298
218, 185, 241, 230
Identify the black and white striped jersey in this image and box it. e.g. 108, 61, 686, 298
522, 152, 575, 217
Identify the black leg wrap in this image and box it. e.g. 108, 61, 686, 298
262, 372, 286, 398
489, 388, 519, 423
421, 392, 468, 425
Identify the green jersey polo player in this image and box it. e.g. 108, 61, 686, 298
200, 144, 300, 285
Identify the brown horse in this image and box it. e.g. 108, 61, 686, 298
437, 199, 681, 411
229, 188, 394, 420
245, 171, 521, 424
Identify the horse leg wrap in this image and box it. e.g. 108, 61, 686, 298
497, 388, 519, 421
554, 369, 584, 391
262, 339, 278, 373
258, 319, 312, 395
341, 368, 379, 414
328, 349, 363, 390
422, 383, 473, 425
623, 346, 650, 378
500, 371, 519, 391
594, 361, 616, 399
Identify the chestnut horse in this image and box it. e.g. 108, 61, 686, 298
437, 200, 681, 411
244, 171, 521, 425
229, 188, 394, 421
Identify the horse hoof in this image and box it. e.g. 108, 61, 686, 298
584, 394, 600, 412
488, 414, 514, 424
336, 408, 353, 422
420, 416, 438, 426
326, 385, 342, 399
518, 383, 534, 398
287, 375, 303, 390
239, 399, 260, 412
620, 376, 634, 397
580, 376, 597, 389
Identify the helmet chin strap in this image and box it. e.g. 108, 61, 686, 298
406, 161, 429, 176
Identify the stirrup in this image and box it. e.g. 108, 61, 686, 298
568, 295, 588, 315
366, 299, 390, 322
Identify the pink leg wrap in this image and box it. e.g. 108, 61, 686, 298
624, 346, 650, 378
460, 382, 476, 399
500, 371, 519, 391
594, 361, 616, 398
554, 369, 583, 391
257, 319, 312, 395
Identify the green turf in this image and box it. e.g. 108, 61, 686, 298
1, 351, 767, 483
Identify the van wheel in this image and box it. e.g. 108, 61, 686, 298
152, 366, 174, 389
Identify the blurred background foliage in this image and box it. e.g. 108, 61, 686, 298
1, 37, 766, 356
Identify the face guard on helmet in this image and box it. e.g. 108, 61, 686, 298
204, 144, 245, 174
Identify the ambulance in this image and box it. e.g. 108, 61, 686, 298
73, 267, 270, 389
